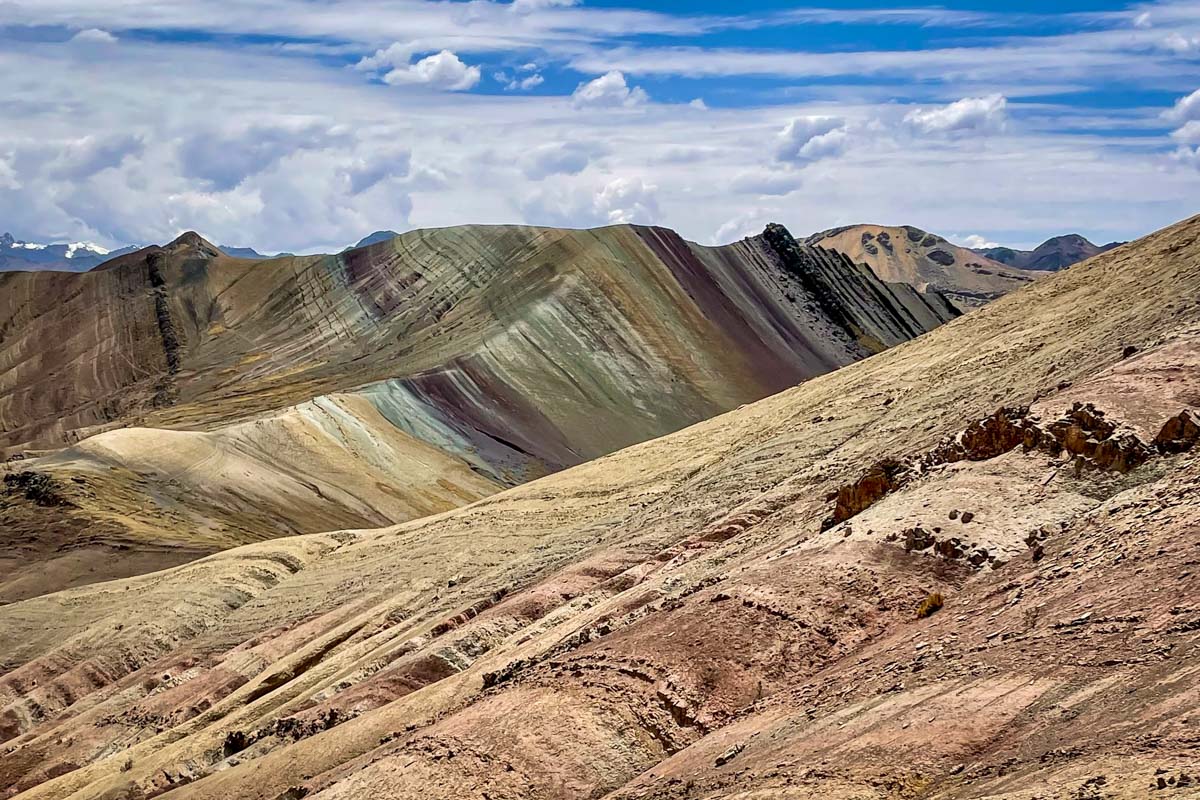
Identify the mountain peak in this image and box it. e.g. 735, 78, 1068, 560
353, 230, 402, 249
166, 231, 223, 257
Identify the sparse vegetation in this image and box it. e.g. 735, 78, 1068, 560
916, 592, 944, 619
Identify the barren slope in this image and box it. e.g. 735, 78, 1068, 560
0, 223, 954, 600
808, 224, 1044, 309
0, 214, 1196, 800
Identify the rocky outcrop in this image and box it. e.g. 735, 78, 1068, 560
826, 402, 1200, 529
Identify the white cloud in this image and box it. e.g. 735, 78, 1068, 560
343, 146, 412, 194
1163, 33, 1199, 53
500, 71, 545, 91
521, 141, 602, 179
0, 156, 20, 190
1134, 11, 1153, 29
50, 134, 144, 179
774, 116, 848, 164
959, 234, 1001, 249
904, 94, 1008, 136
381, 50, 481, 91
177, 123, 348, 191
713, 209, 773, 245
1172, 120, 1200, 145
355, 42, 414, 73
689, 98, 708, 110
1172, 146, 1200, 170
510, 0, 578, 11
593, 177, 660, 224
1165, 89, 1200, 123
521, 176, 660, 227
70, 28, 118, 44
572, 71, 648, 109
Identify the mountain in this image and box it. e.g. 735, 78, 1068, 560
0, 232, 138, 272
0, 213, 1195, 800
353, 229, 402, 249
807, 224, 1044, 310
217, 245, 273, 260
0, 232, 274, 271
975, 233, 1126, 271
0, 223, 955, 601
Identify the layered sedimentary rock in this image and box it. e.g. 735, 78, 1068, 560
0, 223, 955, 599
0, 215, 1196, 800
808, 223, 1044, 309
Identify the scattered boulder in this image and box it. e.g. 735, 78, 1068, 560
1155, 409, 1200, 455
824, 458, 910, 529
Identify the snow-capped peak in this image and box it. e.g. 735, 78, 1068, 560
65, 242, 110, 258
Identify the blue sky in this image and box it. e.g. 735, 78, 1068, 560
0, 1, 1198, 253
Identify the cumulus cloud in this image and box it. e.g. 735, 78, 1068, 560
50, 134, 144, 179
521, 142, 603, 179
342, 146, 412, 194
904, 94, 1008, 136
774, 116, 847, 164
521, 176, 660, 227
1165, 89, 1200, 123
1172, 120, 1200, 145
572, 71, 648, 109
71, 28, 118, 44
1163, 33, 1199, 54
355, 42, 414, 72
497, 66, 545, 91
381, 50, 481, 91
713, 209, 774, 245
177, 123, 348, 191
1172, 146, 1200, 170
960, 234, 1001, 249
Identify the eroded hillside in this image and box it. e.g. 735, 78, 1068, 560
0, 223, 954, 600
808, 224, 1044, 309
0, 215, 1196, 799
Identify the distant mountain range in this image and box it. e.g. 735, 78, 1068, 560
0, 232, 138, 272
971, 234, 1125, 271
2, 227, 1127, 276
0, 232, 273, 272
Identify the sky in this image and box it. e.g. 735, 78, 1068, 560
1, 0, 1198, 254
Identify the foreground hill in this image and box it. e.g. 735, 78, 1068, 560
0, 223, 954, 600
0, 214, 1195, 800
808, 224, 1044, 309
975, 233, 1124, 271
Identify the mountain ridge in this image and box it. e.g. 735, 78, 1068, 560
0, 212, 1195, 800
0, 220, 955, 602
974, 233, 1126, 271
805, 223, 1043, 310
